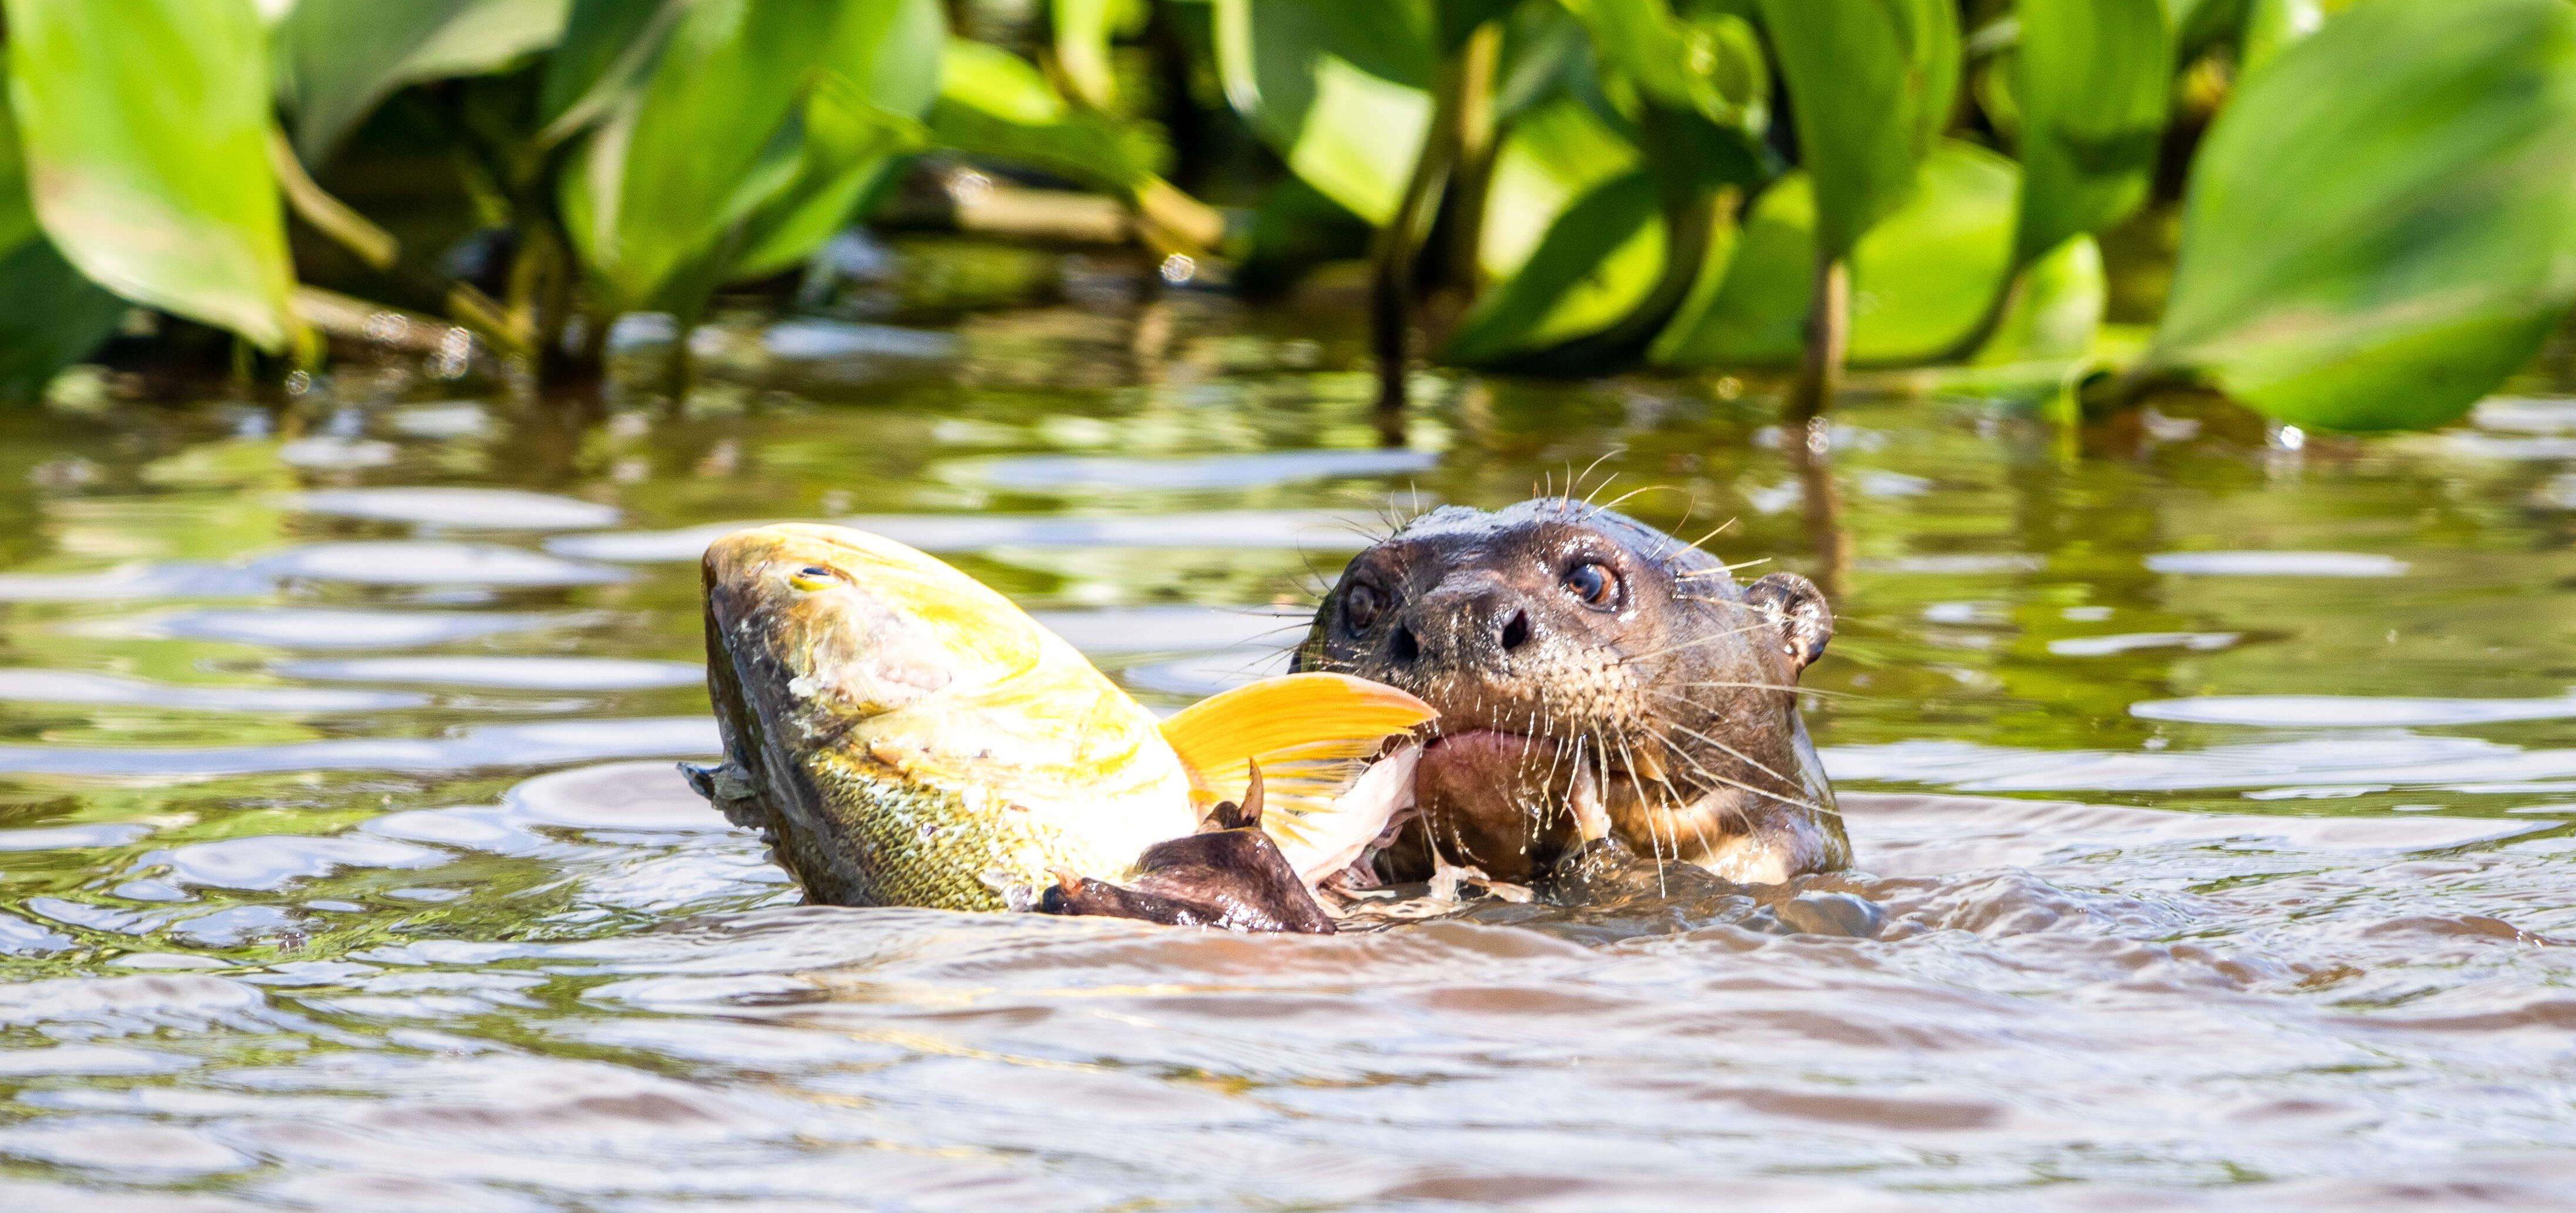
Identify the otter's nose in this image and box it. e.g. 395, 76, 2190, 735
1392, 578, 1538, 666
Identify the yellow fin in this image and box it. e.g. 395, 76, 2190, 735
1161, 673, 1434, 882
1161, 672, 1434, 799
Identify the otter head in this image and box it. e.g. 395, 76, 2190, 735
1295, 498, 1848, 885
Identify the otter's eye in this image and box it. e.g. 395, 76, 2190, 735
787, 565, 841, 592
1564, 560, 1619, 608
1343, 583, 1384, 632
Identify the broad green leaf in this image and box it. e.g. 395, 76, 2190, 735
930, 39, 1165, 191
4, 0, 298, 350
2239, 0, 2325, 76
1975, 235, 2106, 364
563, 0, 843, 314
2150, 0, 2576, 431
1651, 141, 2016, 367
1751, 0, 1959, 259
1447, 174, 1664, 364
538, 0, 685, 142
1562, 0, 1765, 131
1054, 0, 1140, 109
0, 239, 127, 400
1213, 0, 1436, 224
2014, 0, 2167, 266
1447, 98, 1662, 362
278, 0, 572, 162
1476, 97, 1640, 280
0, 70, 123, 399
734, 0, 945, 280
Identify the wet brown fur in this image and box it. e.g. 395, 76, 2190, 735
1294, 498, 1849, 885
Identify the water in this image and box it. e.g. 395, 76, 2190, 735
5, 251, 2576, 1207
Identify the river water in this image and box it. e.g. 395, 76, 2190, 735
4, 247, 2576, 1208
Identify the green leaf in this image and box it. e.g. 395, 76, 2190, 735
1751, 0, 1959, 259
562, 0, 845, 314
1650, 141, 2016, 367
0, 239, 127, 400
1975, 235, 2106, 365
277, 0, 572, 162
2149, 0, 2576, 431
1213, 0, 1436, 224
2014, 0, 2168, 266
4, 0, 299, 351
930, 38, 1165, 191
1562, 0, 1766, 131
1446, 98, 1661, 362
1053, 0, 1140, 109
2239, 0, 2325, 76
538, 0, 693, 145
0, 72, 122, 399
1446, 174, 1665, 364
1475, 97, 1640, 280
734, 0, 942, 280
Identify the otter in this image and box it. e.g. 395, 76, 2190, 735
1295, 498, 1849, 887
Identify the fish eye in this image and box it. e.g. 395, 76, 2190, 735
1564, 560, 1620, 609
1343, 582, 1384, 632
786, 565, 842, 592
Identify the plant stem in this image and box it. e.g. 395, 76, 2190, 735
1787, 255, 1848, 425
1445, 23, 1504, 294
1370, 28, 1481, 442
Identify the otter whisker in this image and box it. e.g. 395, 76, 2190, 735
1573, 447, 1626, 505
1616, 622, 1776, 664
1609, 727, 1670, 896
1684, 518, 1740, 551
1652, 718, 1811, 800
1658, 681, 1863, 700
1661, 739, 1839, 818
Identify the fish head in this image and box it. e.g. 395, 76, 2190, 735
701, 523, 1025, 746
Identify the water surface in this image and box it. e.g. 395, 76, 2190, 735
4, 259, 2576, 1208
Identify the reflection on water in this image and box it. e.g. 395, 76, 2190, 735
4, 268, 2576, 1207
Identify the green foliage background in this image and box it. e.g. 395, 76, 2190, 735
0, 0, 2571, 433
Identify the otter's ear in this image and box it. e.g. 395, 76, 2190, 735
1742, 573, 1832, 674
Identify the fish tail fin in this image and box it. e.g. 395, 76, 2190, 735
1159, 673, 1435, 884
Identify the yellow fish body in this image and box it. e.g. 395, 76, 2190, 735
692, 523, 1429, 912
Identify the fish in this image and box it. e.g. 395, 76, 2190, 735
684, 523, 1434, 927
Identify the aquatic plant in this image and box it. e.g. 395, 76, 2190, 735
0, 0, 2568, 434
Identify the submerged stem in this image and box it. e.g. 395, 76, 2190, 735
1787, 255, 1848, 425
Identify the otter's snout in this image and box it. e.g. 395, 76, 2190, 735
1388, 574, 1539, 670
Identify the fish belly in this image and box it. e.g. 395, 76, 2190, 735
793, 756, 1129, 911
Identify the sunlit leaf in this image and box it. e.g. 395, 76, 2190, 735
2014, 0, 2167, 266
2149, 0, 2576, 431
2239, 0, 2325, 76
1446, 98, 1661, 362
1053, 0, 1136, 110
277, 0, 572, 162
562, 0, 843, 314
1561, 0, 1764, 131
1976, 235, 2106, 365
4, 0, 298, 350
0, 74, 123, 399
1652, 141, 2016, 368
1213, 0, 1435, 224
539, 0, 682, 139
1751, 0, 1958, 259
734, 0, 944, 280
931, 38, 1164, 191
